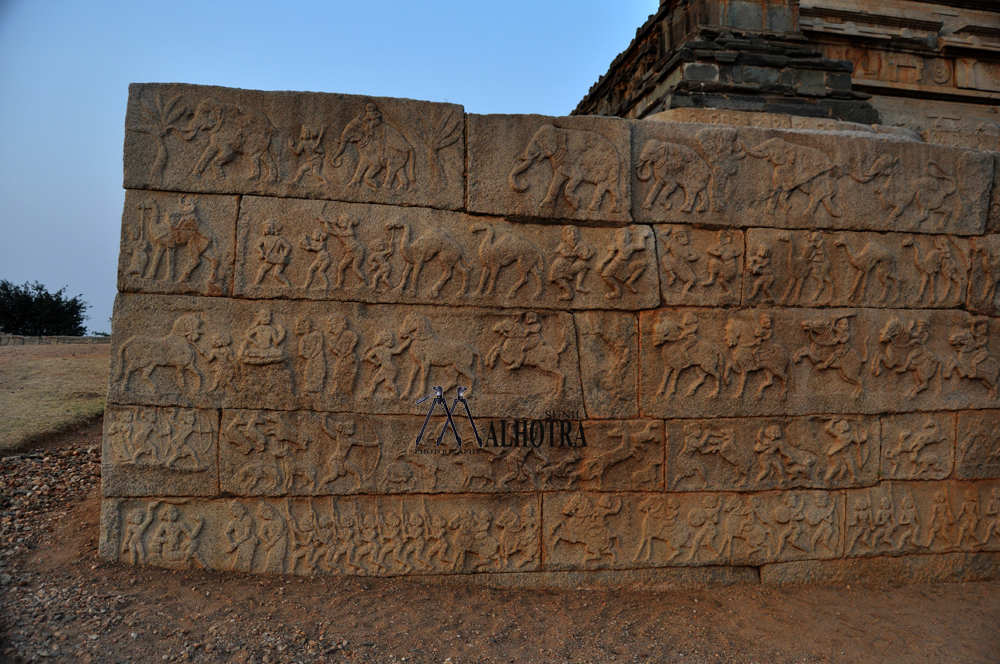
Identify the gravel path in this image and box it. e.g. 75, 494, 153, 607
2, 419, 999, 664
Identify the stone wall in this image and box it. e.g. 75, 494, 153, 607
0, 334, 111, 346
100, 82, 1000, 585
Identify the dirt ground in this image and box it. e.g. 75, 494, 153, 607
0, 344, 108, 452
1, 420, 999, 664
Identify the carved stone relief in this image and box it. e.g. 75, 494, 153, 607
843, 481, 1000, 559
665, 415, 880, 492
124, 83, 465, 211
467, 114, 632, 224
118, 190, 236, 297
108, 293, 583, 419
102, 494, 540, 576
543, 490, 844, 571
575, 311, 638, 419
744, 229, 970, 310
630, 122, 992, 236
233, 197, 659, 311
957, 411, 1000, 480
102, 405, 219, 497
639, 307, 1000, 419
656, 225, 745, 306
880, 413, 955, 481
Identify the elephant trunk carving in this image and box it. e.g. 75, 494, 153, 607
509, 156, 535, 192
330, 140, 348, 168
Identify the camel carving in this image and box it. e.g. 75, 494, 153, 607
832, 235, 899, 303
116, 314, 205, 394
397, 314, 480, 397
386, 221, 470, 298
138, 198, 220, 286
775, 232, 833, 304
470, 224, 545, 299
902, 236, 965, 305
329, 103, 415, 190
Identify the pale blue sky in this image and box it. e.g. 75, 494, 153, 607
0, 0, 654, 332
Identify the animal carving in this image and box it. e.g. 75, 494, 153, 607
470, 224, 545, 299
635, 139, 712, 212
833, 236, 899, 304
946, 322, 1000, 398
116, 314, 206, 394
871, 318, 942, 397
139, 198, 221, 286
329, 103, 415, 190
180, 98, 278, 181
486, 314, 567, 393
397, 314, 480, 397
902, 236, 965, 304
851, 154, 959, 228
652, 313, 726, 399
740, 138, 841, 218
723, 317, 790, 399
509, 124, 623, 214
387, 221, 470, 298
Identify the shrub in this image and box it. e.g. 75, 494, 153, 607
0, 280, 89, 336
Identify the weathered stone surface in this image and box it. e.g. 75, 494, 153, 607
542, 490, 844, 571
108, 293, 583, 419
631, 121, 992, 236
100, 495, 540, 576
646, 108, 896, 135
842, 480, 1000, 560
880, 412, 955, 482
234, 196, 659, 311
118, 190, 237, 297
744, 229, 971, 310
102, 405, 219, 497
434, 565, 759, 590
575, 311, 638, 419
656, 225, 744, 307
957, 410, 1000, 480
124, 83, 464, 211
968, 234, 1000, 315
666, 415, 880, 493
467, 114, 632, 224
218, 410, 662, 496
761, 551, 1000, 585
639, 307, 1000, 419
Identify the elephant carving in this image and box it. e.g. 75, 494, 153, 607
509, 124, 623, 214
740, 138, 841, 218
636, 139, 712, 212
329, 103, 416, 190
180, 98, 278, 181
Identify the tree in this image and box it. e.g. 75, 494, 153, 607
0, 281, 89, 336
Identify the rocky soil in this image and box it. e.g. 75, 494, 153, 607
1, 419, 999, 664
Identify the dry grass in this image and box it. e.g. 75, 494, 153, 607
0, 343, 109, 452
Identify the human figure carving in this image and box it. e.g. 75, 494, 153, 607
724, 314, 790, 399
597, 227, 650, 299
299, 228, 332, 291
366, 239, 396, 291
121, 501, 159, 565
659, 227, 700, 297
397, 313, 479, 397
956, 489, 982, 548
224, 501, 258, 572
925, 490, 955, 548
362, 332, 406, 398
139, 198, 221, 286
845, 495, 875, 554
685, 496, 724, 562
257, 503, 289, 573
634, 496, 682, 563
746, 246, 774, 303
180, 97, 278, 181
885, 418, 947, 477
329, 102, 415, 190
895, 495, 920, 550
833, 235, 899, 303
823, 419, 869, 483
871, 318, 942, 397
470, 224, 545, 299
287, 125, 326, 184
773, 494, 807, 556
240, 309, 285, 366
320, 213, 368, 290
486, 312, 566, 392
547, 226, 595, 300
775, 232, 812, 303
701, 230, 743, 299
150, 505, 207, 569
740, 137, 841, 217
203, 334, 237, 392
254, 220, 292, 288
804, 492, 838, 554
325, 316, 358, 395
635, 139, 711, 212
116, 314, 205, 394
386, 221, 470, 298
295, 317, 326, 393
973, 244, 1000, 307
793, 314, 868, 398
653, 313, 725, 399
946, 319, 1000, 398
509, 124, 623, 214
902, 235, 965, 304
983, 489, 1000, 546
549, 494, 622, 564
